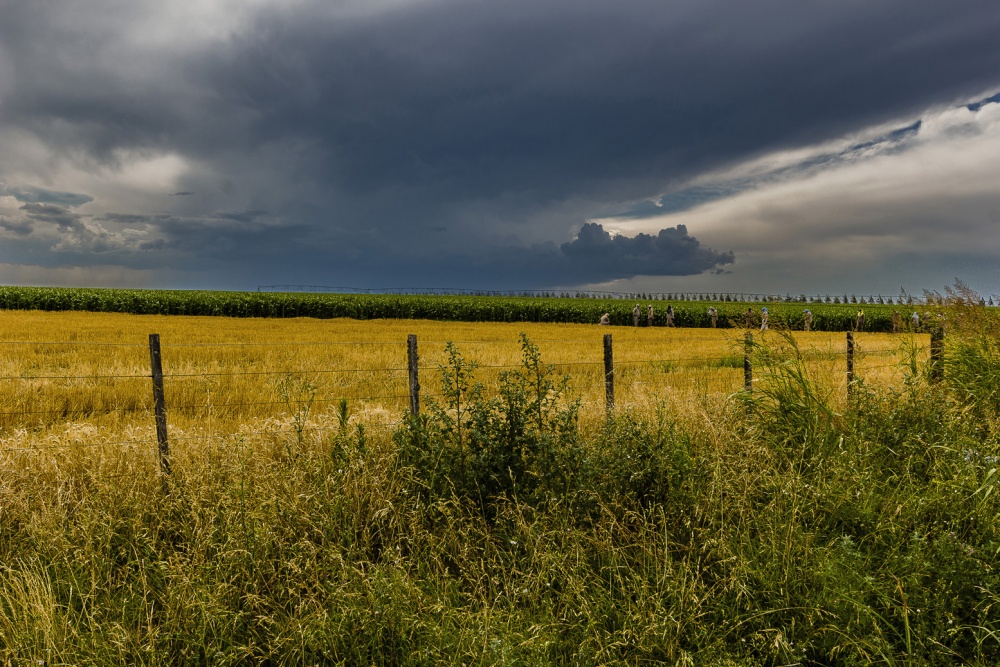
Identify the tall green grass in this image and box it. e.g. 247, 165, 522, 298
2, 299, 1000, 664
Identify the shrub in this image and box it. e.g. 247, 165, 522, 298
396, 335, 586, 518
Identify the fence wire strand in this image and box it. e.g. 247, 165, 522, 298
163, 367, 409, 379
0, 331, 940, 455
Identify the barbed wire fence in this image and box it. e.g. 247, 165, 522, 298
0, 329, 941, 478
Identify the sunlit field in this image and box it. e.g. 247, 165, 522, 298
0, 310, 928, 453
6, 306, 1000, 665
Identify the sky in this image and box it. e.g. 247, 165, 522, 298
1, 0, 999, 298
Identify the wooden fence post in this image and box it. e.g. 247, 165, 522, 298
603, 333, 614, 416
148, 334, 171, 481
407, 334, 420, 416
846, 331, 855, 399
929, 327, 944, 383
744, 332, 753, 392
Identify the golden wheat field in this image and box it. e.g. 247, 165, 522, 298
0, 310, 928, 463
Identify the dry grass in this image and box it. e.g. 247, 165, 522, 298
0, 310, 927, 454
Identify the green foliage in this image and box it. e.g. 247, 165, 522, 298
397, 335, 586, 517
596, 408, 697, 509
0, 285, 950, 331
743, 331, 842, 464
938, 283, 1000, 419
276, 374, 316, 458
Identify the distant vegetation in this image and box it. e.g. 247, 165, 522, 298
0, 286, 959, 331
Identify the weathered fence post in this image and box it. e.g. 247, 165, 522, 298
603, 333, 614, 416
407, 334, 420, 416
929, 327, 944, 383
148, 334, 171, 481
846, 331, 855, 399
744, 332, 753, 393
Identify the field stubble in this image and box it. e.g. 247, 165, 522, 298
0, 311, 926, 456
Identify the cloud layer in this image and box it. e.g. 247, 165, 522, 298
0, 0, 998, 291
605, 97, 1000, 295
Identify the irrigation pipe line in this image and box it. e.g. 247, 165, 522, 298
254, 283, 940, 301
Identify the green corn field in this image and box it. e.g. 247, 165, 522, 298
0, 286, 947, 331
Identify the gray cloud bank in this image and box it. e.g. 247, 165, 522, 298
559, 223, 733, 283
0, 0, 998, 290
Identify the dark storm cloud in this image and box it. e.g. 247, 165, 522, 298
352, 222, 735, 289
559, 223, 733, 282
0, 216, 33, 236
95, 210, 315, 266
192, 0, 1000, 200
21, 203, 85, 230
0, 200, 310, 272
103, 213, 153, 225
0, 185, 93, 208
1, 0, 999, 288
